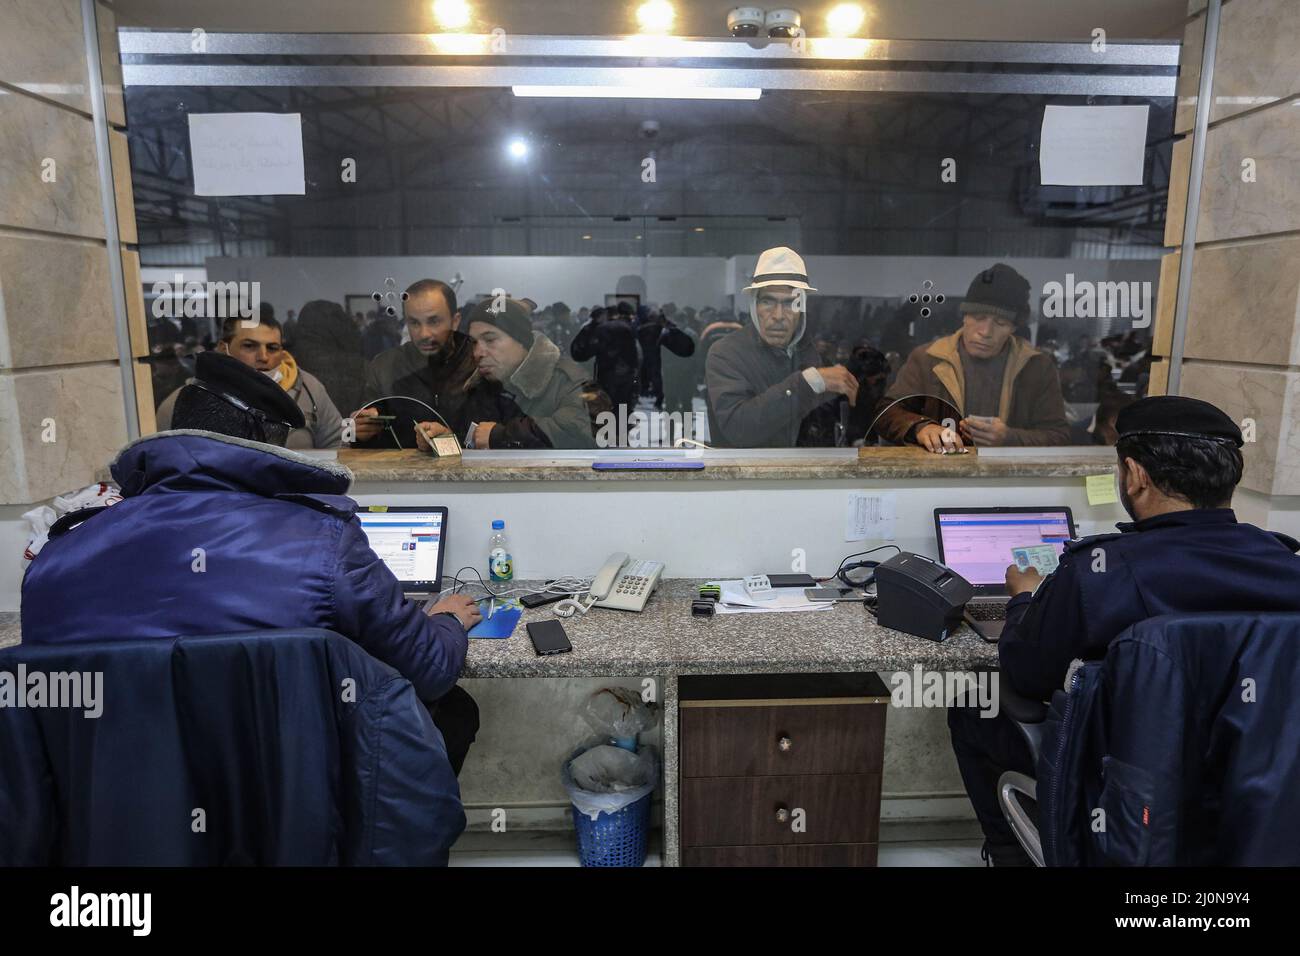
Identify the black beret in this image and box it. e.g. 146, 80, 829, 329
191, 351, 305, 429
464, 297, 534, 348
1115, 395, 1242, 448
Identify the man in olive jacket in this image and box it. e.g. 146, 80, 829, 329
873, 264, 1070, 451
417, 298, 609, 450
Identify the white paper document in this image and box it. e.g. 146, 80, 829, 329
1039, 105, 1149, 186
189, 112, 306, 197
845, 492, 897, 542
709, 580, 834, 614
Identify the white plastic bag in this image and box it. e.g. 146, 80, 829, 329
562, 744, 658, 821
22, 482, 122, 563
581, 686, 657, 738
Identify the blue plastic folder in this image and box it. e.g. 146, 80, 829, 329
467, 599, 522, 640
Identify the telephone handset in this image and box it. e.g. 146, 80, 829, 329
588, 552, 665, 612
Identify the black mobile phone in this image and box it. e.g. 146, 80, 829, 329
526, 619, 572, 656
805, 586, 860, 602
520, 587, 572, 609
767, 573, 818, 588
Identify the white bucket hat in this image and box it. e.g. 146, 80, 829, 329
742, 246, 818, 294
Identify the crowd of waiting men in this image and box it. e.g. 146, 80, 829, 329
145, 249, 1153, 453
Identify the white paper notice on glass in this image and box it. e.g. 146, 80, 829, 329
1039, 105, 1149, 186
845, 492, 897, 542
189, 112, 306, 197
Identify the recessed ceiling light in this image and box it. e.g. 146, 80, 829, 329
507, 138, 529, 159
826, 3, 866, 37
636, 1, 675, 35
432, 0, 472, 30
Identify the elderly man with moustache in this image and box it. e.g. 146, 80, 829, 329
704, 247, 860, 448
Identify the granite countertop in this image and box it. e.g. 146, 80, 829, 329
339, 445, 1116, 483
461, 579, 998, 678
0, 613, 20, 649
0, 582, 999, 675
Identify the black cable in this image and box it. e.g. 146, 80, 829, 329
832, 544, 901, 589
447, 566, 502, 598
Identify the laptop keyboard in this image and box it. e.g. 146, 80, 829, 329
967, 602, 1009, 622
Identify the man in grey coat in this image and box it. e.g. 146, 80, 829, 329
705, 247, 859, 447
415, 299, 609, 450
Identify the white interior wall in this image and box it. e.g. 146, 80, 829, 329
205, 253, 1161, 328
204, 255, 732, 316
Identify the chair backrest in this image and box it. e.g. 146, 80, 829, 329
1045, 611, 1300, 866
0, 629, 464, 866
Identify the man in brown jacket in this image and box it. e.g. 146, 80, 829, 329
873, 264, 1070, 451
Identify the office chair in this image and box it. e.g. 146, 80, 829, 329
0, 629, 465, 866
998, 612, 1300, 867
995, 680, 1051, 867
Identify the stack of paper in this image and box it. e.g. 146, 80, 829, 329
708, 580, 834, 615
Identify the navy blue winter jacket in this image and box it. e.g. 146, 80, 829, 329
1040, 613, 1300, 866
21, 431, 467, 704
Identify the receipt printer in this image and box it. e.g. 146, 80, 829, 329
874, 551, 974, 642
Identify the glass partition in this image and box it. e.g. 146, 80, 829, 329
121, 21, 1178, 453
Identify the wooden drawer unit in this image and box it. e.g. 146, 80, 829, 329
679, 673, 890, 868
681, 701, 885, 777
683, 844, 879, 867
681, 773, 882, 846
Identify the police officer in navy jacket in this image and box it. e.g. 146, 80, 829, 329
23, 352, 484, 774
950, 395, 1300, 865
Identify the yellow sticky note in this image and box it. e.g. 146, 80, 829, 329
1085, 473, 1118, 506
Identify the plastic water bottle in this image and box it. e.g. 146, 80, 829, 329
489, 519, 513, 582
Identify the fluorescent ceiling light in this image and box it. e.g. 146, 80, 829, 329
512, 85, 761, 101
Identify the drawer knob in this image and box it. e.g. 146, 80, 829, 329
775, 805, 790, 825
777, 735, 793, 752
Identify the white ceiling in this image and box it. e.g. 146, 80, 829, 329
111, 0, 1190, 41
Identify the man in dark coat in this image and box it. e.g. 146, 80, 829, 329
948, 395, 1300, 865
351, 279, 488, 449
292, 298, 369, 420
570, 303, 641, 420
22, 351, 484, 776
704, 247, 859, 447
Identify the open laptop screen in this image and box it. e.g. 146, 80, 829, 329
935, 509, 1075, 589
357, 507, 447, 594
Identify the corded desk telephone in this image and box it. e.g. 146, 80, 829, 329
588, 552, 665, 612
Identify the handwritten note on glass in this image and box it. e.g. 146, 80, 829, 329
188, 112, 306, 197
1039, 105, 1149, 186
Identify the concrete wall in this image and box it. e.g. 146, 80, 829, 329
1155, 0, 1300, 495
0, 1, 145, 595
